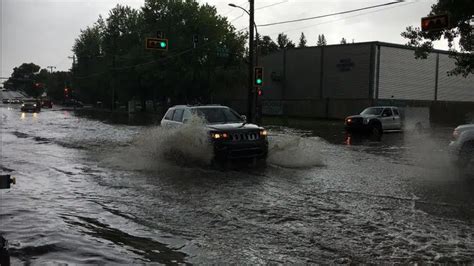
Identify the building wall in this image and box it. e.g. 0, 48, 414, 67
322, 44, 373, 99
260, 43, 373, 118
377, 46, 437, 101
230, 42, 474, 121
260, 50, 284, 100
437, 53, 474, 102
285, 47, 322, 99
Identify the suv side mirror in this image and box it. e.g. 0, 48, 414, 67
241, 115, 247, 122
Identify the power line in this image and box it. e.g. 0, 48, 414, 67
228, 2, 249, 24
265, 1, 416, 36
255, 0, 289, 11
258, 0, 405, 27
221, 0, 248, 16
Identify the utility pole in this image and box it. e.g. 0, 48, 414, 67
247, 0, 255, 123
67, 55, 75, 88
47, 66, 56, 73
111, 54, 116, 111
67, 55, 76, 69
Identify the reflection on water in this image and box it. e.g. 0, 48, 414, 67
1, 107, 473, 264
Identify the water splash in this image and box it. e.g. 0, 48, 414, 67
267, 134, 325, 169
101, 115, 213, 171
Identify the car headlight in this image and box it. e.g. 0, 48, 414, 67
21, 104, 25, 107
259, 130, 268, 137
33, 104, 37, 107
453, 129, 459, 140
211, 132, 228, 139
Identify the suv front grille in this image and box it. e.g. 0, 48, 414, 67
230, 132, 259, 141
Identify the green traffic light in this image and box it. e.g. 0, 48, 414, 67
256, 78, 262, 84
160, 42, 167, 48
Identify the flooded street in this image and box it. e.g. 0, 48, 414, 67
1, 105, 473, 264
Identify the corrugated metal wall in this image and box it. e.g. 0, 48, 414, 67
377, 46, 436, 101
260, 50, 285, 100
256, 42, 473, 119
437, 54, 474, 102
323, 44, 372, 99
285, 47, 322, 99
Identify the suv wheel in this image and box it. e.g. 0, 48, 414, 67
370, 123, 382, 136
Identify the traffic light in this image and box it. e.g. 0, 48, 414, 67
145, 38, 168, 51
421, 14, 449, 32
257, 88, 263, 96
254, 67, 263, 87
64, 88, 69, 98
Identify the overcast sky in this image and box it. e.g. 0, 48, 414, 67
1, 0, 445, 79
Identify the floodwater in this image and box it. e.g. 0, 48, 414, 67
1, 105, 473, 264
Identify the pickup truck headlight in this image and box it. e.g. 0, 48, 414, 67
453, 129, 459, 140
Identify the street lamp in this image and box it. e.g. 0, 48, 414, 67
228, 2, 259, 123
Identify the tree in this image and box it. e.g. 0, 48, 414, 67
258, 35, 279, 56
71, 0, 247, 107
4, 63, 46, 97
340, 38, 347, 44
298, 32, 307, 48
277, 33, 295, 49
317, 34, 327, 46
401, 0, 474, 76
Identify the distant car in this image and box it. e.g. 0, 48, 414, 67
161, 105, 268, 162
11, 98, 23, 104
345, 106, 402, 135
449, 124, 474, 168
41, 99, 53, 108
2, 99, 10, 104
21, 99, 41, 112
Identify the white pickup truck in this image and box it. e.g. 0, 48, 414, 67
344, 106, 429, 135
449, 124, 474, 168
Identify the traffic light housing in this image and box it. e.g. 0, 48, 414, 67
145, 38, 168, 51
257, 88, 263, 96
254, 67, 263, 87
421, 14, 449, 32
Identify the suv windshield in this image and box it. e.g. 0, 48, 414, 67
360, 107, 384, 116
192, 107, 243, 124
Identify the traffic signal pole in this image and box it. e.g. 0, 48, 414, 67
247, 0, 255, 123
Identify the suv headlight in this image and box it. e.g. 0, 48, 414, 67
259, 130, 268, 137
211, 132, 228, 139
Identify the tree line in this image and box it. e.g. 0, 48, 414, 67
258, 33, 352, 56
70, 0, 248, 108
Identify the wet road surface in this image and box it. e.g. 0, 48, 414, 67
1, 105, 473, 264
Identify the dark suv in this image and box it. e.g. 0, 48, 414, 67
161, 105, 268, 161
21, 99, 41, 112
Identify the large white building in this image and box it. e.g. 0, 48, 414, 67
251, 42, 473, 122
